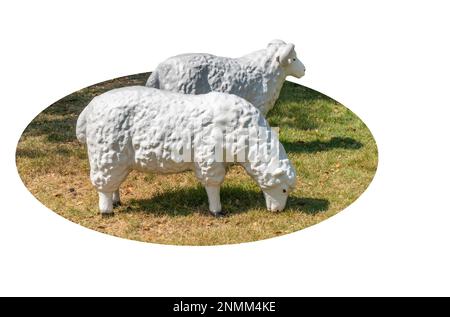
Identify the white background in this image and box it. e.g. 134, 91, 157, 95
1, 0, 449, 296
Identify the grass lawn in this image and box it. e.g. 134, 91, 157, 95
16, 73, 378, 245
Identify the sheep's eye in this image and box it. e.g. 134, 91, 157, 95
293, 58, 296, 61
283, 189, 287, 193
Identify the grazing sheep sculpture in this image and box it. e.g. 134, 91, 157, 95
146, 40, 305, 116
76, 86, 297, 216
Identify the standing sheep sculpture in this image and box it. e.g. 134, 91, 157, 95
146, 40, 305, 116
76, 86, 297, 216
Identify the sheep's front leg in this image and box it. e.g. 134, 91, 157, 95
112, 190, 121, 207
205, 185, 224, 217
98, 191, 114, 216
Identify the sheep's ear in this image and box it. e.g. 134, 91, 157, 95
273, 168, 284, 176
276, 43, 295, 65
268, 39, 286, 47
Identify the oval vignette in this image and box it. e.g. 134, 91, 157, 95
16, 72, 378, 246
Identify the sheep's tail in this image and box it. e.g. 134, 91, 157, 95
146, 71, 160, 88
76, 104, 91, 143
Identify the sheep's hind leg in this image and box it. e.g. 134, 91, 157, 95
92, 165, 130, 215
112, 190, 121, 207
205, 185, 225, 217
98, 191, 114, 216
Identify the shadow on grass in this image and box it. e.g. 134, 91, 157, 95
21, 117, 79, 143
16, 145, 86, 159
16, 147, 69, 158
267, 81, 340, 130
284, 137, 363, 153
124, 186, 329, 217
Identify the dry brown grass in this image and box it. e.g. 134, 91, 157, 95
16, 73, 378, 245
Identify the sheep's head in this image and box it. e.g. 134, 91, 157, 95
261, 159, 297, 212
269, 40, 306, 78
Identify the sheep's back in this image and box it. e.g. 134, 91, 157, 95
85, 87, 263, 173
156, 53, 263, 97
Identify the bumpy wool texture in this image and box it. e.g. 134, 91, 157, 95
76, 86, 296, 196
146, 40, 305, 116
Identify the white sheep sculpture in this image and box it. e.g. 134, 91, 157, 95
76, 86, 297, 216
146, 40, 305, 116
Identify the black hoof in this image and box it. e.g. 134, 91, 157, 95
101, 212, 115, 218
210, 210, 226, 218
113, 201, 122, 208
